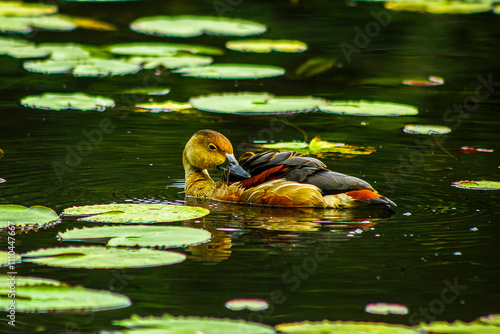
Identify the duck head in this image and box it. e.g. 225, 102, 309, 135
183, 130, 251, 179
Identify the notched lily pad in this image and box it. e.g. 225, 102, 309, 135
174, 64, 284, 80
276, 320, 418, 333
226, 39, 307, 53
63, 203, 210, 223
0, 204, 59, 230
107, 42, 223, 56
451, 180, 500, 190
130, 15, 266, 38
190, 92, 325, 114
21, 93, 114, 111
0, 15, 76, 34
23, 246, 186, 269
403, 124, 451, 135
319, 100, 419, 117
24, 58, 141, 76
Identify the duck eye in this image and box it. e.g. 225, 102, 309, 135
208, 144, 217, 151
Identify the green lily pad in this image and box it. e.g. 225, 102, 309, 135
107, 42, 224, 56
0, 204, 59, 230
127, 55, 213, 69
0, 275, 131, 313
365, 302, 409, 315
175, 64, 284, 80
416, 320, 500, 333
319, 100, 419, 116
24, 58, 141, 76
136, 101, 192, 112
130, 15, 266, 38
226, 39, 307, 53
0, 275, 64, 289
122, 87, 171, 96
0, 1, 57, 16
113, 314, 275, 334
63, 203, 210, 223
385, 1, 492, 15
479, 314, 500, 326
255, 137, 376, 156
190, 92, 325, 114
23, 246, 186, 269
451, 180, 500, 190
0, 15, 76, 34
225, 298, 269, 311
21, 93, 115, 111
59, 225, 212, 248
403, 124, 451, 135
0, 37, 33, 54
276, 320, 418, 333
7, 43, 90, 60
0, 250, 21, 268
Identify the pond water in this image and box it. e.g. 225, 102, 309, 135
1, 0, 500, 332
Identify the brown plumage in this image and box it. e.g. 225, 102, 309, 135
183, 130, 396, 209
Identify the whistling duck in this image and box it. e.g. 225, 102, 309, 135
183, 130, 396, 208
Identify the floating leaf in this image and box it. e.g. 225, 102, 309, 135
226, 39, 307, 53
122, 87, 171, 96
24, 58, 141, 76
107, 42, 223, 56
225, 299, 269, 311
295, 57, 337, 78
403, 124, 451, 135
23, 246, 186, 269
255, 137, 376, 156
0, 204, 59, 230
113, 314, 275, 334
276, 320, 418, 333
402, 76, 444, 86
0, 250, 21, 268
59, 225, 212, 249
190, 92, 325, 114
21, 93, 115, 111
7, 43, 90, 60
63, 203, 210, 223
130, 15, 266, 38
453, 147, 493, 154
416, 320, 500, 333
256, 141, 309, 150
0, 275, 131, 313
0, 15, 76, 34
479, 314, 500, 326
319, 101, 419, 117
175, 64, 284, 80
365, 302, 409, 315
0, 1, 57, 16
136, 101, 192, 112
0, 37, 33, 54
385, 1, 492, 15
128, 55, 213, 69
451, 180, 500, 190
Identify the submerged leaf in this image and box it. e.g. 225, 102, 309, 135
295, 57, 337, 78
453, 147, 493, 154
403, 124, 451, 135
226, 39, 307, 53
175, 64, 284, 80
451, 180, 500, 190
21, 93, 114, 111
319, 101, 418, 116
0, 204, 59, 230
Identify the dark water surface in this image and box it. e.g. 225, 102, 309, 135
1, 0, 500, 332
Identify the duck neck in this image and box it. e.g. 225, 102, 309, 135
183, 155, 219, 198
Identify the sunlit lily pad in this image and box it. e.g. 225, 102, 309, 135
479, 314, 500, 326
107, 42, 223, 56
127, 55, 213, 69
451, 180, 500, 190
365, 302, 409, 315
175, 64, 284, 80
403, 124, 451, 135
0, 15, 76, 34
255, 136, 375, 155
7, 43, 90, 60
385, 1, 492, 15
136, 101, 192, 112
0, 204, 59, 230
319, 101, 419, 116
24, 58, 141, 76
0, 250, 21, 267
63, 203, 210, 223
226, 39, 307, 53
0, 37, 33, 54
225, 298, 269, 311
190, 92, 325, 114
23, 246, 186, 269
276, 320, 417, 333
59, 225, 212, 248
113, 314, 275, 333
0, 1, 57, 16
416, 320, 500, 333
21, 93, 115, 111
0, 275, 131, 313
130, 15, 266, 38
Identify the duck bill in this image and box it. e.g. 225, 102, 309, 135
218, 153, 251, 179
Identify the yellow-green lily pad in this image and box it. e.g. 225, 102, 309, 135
107, 42, 223, 56
0, 36, 33, 54
63, 203, 210, 223
365, 302, 409, 315
23, 246, 186, 269
59, 225, 212, 248
24, 58, 141, 76
21, 93, 115, 111
7, 43, 90, 60
113, 314, 275, 334
403, 124, 451, 135
385, 1, 492, 15
175, 64, 284, 80
276, 320, 418, 333
127, 55, 213, 69
319, 100, 419, 116
0, 204, 59, 230
415, 320, 500, 333
136, 101, 192, 112
451, 180, 500, 190
130, 15, 266, 38
479, 314, 500, 326
0, 250, 21, 268
190, 92, 325, 114
255, 136, 376, 155
0, 1, 57, 16
226, 39, 307, 53
0, 15, 76, 34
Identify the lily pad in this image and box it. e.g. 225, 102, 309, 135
416, 320, 500, 333
319, 100, 419, 116
451, 180, 500, 190
174, 64, 284, 80
107, 42, 223, 56
24, 58, 141, 76
479, 314, 500, 326
190, 92, 325, 114
0, 275, 131, 313
385, 1, 492, 15
113, 314, 275, 334
255, 136, 376, 155
0, 275, 64, 289
365, 302, 409, 315
136, 101, 192, 112
23, 246, 186, 269
130, 15, 266, 38
63, 203, 210, 223
59, 225, 212, 248
403, 124, 451, 135
127, 55, 213, 69
276, 320, 418, 333
226, 39, 307, 53
225, 298, 269, 311
7, 43, 90, 60
0, 250, 21, 268
0, 1, 57, 16
21, 93, 115, 111
0, 204, 59, 230
0, 15, 76, 34
0, 37, 33, 54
